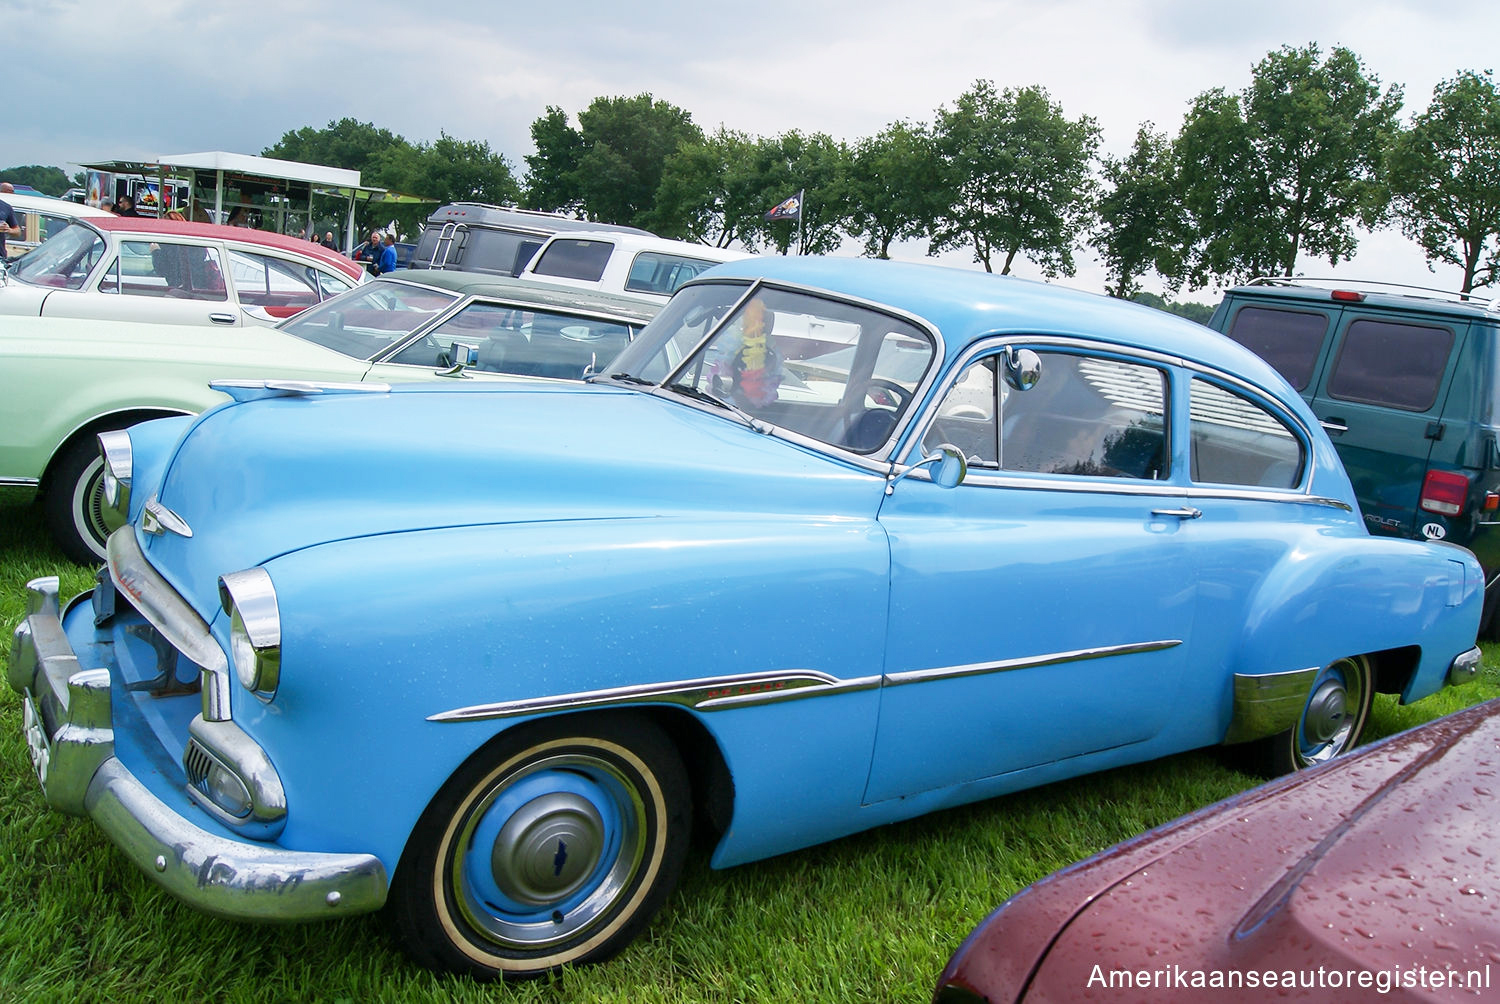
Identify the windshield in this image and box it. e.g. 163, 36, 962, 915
281, 280, 460, 359
604, 281, 936, 454
9, 222, 106, 290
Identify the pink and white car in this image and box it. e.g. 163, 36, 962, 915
0, 217, 363, 327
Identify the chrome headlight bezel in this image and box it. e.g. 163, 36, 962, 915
97, 430, 134, 532
218, 568, 281, 700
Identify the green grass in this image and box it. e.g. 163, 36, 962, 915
1, 484, 1496, 1003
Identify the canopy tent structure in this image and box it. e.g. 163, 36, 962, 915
76, 151, 433, 249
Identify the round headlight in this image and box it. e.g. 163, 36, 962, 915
219, 568, 281, 699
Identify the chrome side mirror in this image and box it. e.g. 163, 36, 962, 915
1004, 347, 1042, 391
437, 341, 479, 378
885, 444, 968, 495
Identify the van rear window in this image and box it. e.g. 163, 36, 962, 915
532, 239, 613, 281
1224, 306, 1328, 391
1327, 319, 1454, 412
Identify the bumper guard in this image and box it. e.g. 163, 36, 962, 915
8, 575, 388, 922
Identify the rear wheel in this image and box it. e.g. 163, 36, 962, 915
388, 713, 690, 979
1251, 655, 1374, 775
42, 436, 112, 565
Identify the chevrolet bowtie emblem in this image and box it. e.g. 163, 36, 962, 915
141, 497, 193, 538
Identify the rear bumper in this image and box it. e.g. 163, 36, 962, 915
9, 576, 388, 922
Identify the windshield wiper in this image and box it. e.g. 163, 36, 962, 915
594, 371, 654, 386
669, 383, 770, 433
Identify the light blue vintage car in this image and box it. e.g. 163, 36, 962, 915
10, 257, 1484, 979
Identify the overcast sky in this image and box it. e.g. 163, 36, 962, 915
10, 0, 1499, 297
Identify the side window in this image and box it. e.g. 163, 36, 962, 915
922, 358, 998, 468
1001, 352, 1168, 480
1223, 306, 1329, 391
227, 249, 325, 308
117, 241, 227, 301
624, 253, 719, 295
1190, 379, 1303, 489
1327, 318, 1454, 412
531, 239, 614, 281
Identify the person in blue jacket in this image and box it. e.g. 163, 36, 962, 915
377, 232, 398, 275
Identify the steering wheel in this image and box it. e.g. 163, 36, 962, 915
862, 378, 912, 411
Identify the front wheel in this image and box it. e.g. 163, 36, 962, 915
42, 436, 113, 565
1251, 655, 1374, 776
388, 714, 691, 979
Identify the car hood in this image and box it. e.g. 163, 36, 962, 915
137, 381, 884, 622
937, 698, 1500, 1002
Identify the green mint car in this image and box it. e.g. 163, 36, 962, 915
1210, 279, 1500, 635
1, 271, 658, 563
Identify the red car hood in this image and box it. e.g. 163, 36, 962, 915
937, 699, 1500, 1002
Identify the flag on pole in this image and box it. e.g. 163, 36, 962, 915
764, 191, 803, 223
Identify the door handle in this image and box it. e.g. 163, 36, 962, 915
209, 312, 237, 325
1320, 418, 1348, 434
1151, 507, 1203, 519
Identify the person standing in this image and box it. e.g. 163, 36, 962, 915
353, 230, 381, 263
377, 232, 398, 275
113, 194, 142, 217
0, 182, 21, 259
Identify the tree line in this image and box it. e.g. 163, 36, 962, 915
9, 43, 1498, 296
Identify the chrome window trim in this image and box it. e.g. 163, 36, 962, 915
105, 530, 233, 722
650, 277, 946, 464
899, 334, 1326, 497
428, 669, 881, 723
883, 640, 1182, 687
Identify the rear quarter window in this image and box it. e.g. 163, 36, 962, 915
1327, 318, 1455, 412
532, 239, 614, 281
1224, 306, 1329, 391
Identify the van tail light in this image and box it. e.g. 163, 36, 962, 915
1330, 289, 1366, 302
1485, 492, 1500, 512
1419, 469, 1469, 516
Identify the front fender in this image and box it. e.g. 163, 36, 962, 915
229, 515, 891, 875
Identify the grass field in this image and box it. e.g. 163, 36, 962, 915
2, 484, 1496, 1003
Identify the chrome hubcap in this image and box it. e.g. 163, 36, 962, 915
492, 792, 605, 907
1302, 679, 1348, 744
451, 752, 647, 949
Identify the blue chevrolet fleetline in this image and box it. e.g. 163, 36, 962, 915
11, 257, 1483, 978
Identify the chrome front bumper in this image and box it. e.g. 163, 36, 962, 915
8, 575, 388, 922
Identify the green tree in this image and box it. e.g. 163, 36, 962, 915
753, 131, 853, 255
1, 165, 72, 196
375, 132, 520, 237
262, 118, 412, 174
524, 95, 703, 229
1093, 124, 1188, 298
931, 81, 1100, 275
1387, 70, 1500, 294
1130, 291, 1215, 325
1174, 44, 1402, 287
654, 128, 765, 246
845, 121, 946, 259
263, 119, 424, 236
521, 106, 585, 215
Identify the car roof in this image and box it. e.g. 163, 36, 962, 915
371, 270, 662, 324
422, 203, 652, 236
696, 256, 1289, 388
2, 192, 112, 217
533, 230, 748, 263
81, 217, 364, 278
1223, 277, 1500, 322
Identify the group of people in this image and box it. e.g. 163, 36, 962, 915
352, 229, 399, 275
